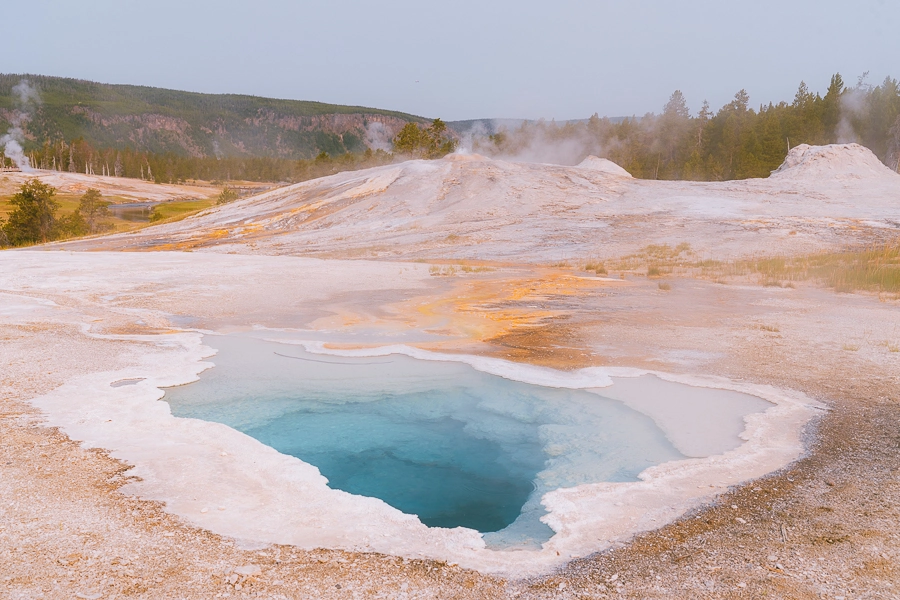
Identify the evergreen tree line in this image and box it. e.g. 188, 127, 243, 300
476, 73, 900, 180
1, 141, 398, 185
0, 118, 458, 184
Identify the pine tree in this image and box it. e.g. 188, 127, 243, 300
2, 180, 60, 245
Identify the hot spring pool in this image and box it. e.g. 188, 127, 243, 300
162, 335, 770, 548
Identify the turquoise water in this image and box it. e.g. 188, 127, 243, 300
163, 335, 687, 547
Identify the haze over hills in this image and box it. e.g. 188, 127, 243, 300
0, 74, 429, 160
0, 74, 626, 164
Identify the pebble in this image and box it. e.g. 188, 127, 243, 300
737, 582, 747, 588
768, 555, 778, 562
234, 564, 262, 577
200, 508, 209, 514
735, 517, 747, 524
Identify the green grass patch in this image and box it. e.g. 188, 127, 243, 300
149, 198, 216, 224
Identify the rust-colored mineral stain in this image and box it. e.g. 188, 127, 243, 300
313, 267, 619, 368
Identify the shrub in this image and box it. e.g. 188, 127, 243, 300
216, 185, 240, 205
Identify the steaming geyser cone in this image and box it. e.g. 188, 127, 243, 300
770, 143, 900, 181
56, 146, 900, 260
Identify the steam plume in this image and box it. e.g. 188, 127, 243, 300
1, 80, 41, 172
365, 122, 393, 152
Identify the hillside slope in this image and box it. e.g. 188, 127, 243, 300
0, 74, 427, 159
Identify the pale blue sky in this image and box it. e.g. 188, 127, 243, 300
3, 1, 898, 120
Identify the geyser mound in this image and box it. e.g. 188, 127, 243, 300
576, 155, 633, 177
770, 143, 899, 181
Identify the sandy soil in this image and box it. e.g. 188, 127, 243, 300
2, 148, 900, 598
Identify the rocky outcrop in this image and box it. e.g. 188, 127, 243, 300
248, 111, 410, 137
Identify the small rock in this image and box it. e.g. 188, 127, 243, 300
558, 582, 566, 590
607, 573, 619, 583
234, 564, 262, 577
825, 480, 835, 486
200, 507, 209, 514
776, 563, 784, 570
735, 517, 747, 524
74, 594, 102, 600
731, 505, 738, 510
234, 583, 242, 591
767, 555, 778, 562
737, 582, 747, 588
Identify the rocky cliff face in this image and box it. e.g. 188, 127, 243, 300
0, 74, 429, 159
57, 107, 412, 158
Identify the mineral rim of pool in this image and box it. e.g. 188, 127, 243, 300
162, 334, 771, 549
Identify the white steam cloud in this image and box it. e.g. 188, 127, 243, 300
462, 119, 613, 166
365, 122, 393, 152
836, 87, 866, 144
1, 80, 41, 172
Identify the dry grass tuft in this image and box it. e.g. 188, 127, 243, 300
583, 258, 607, 275
429, 265, 457, 276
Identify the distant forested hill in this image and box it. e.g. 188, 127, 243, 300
0, 74, 426, 160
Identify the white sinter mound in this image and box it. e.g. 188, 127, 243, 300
770, 143, 900, 182
576, 155, 633, 178
57, 144, 900, 260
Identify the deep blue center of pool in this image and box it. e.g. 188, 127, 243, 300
252, 411, 537, 531
162, 336, 686, 547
